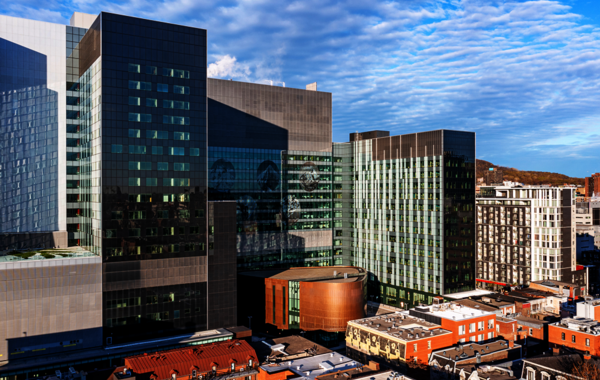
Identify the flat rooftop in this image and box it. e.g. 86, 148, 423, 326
240, 266, 365, 283
556, 317, 600, 335
259, 351, 358, 380
349, 313, 451, 342
412, 303, 494, 321
431, 340, 515, 362
250, 335, 330, 363
0, 247, 96, 263
444, 289, 494, 299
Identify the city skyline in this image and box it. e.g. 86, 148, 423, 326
1, 0, 599, 177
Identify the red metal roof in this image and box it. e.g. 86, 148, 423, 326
125, 340, 257, 380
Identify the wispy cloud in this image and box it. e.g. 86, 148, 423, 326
3, 0, 600, 176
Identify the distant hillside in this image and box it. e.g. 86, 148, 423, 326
476, 159, 584, 187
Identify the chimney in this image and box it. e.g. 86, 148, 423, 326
367, 361, 380, 371
584, 351, 592, 360
552, 347, 560, 356
306, 82, 317, 91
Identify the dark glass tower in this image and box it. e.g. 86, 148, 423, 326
77, 13, 208, 344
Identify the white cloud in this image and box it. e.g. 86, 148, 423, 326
207, 55, 251, 80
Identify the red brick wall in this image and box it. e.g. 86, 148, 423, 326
496, 319, 517, 341
548, 325, 600, 356
257, 369, 295, 380
405, 332, 455, 363
517, 323, 544, 341
441, 315, 497, 344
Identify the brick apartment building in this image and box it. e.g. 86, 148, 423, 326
549, 317, 600, 356
585, 173, 600, 198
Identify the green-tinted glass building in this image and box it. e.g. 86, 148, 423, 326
332, 130, 476, 308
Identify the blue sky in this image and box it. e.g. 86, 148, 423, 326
2, 0, 600, 177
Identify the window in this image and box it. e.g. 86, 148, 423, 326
129, 145, 146, 154
111, 211, 123, 220
179, 210, 190, 219
427, 341, 431, 349
128, 228, 141, 237
146, 178, 157, 186
147, 130, 168, 139
572, 335, 576, 343
129, 113, 151, 123
158, 162, 169, 171
529, 328, 533, 335
112, 144, 123, 153
190, 148, 200, 156
163, 178, 190, 186
478, 321, 484, 331
128, 129, 141, 138
128, 63, 141, 73
488, 319, 494, 329
129, 211, 146, 220
526, 369, 535, 380
163, 68, 190, 78
164, 100, 190, 110
413, 344, 417, 352
174, 163, 190, 171
174, 132, 190, 140
128, 161, 151, 170
562, 332, 565, 340
152, 146, 163, 155
173, 85, 190, 94
231, 363, 235, 371
169, 147, 185, 156
469, 323, 475, 333
105, 229, 116, 238
146, 98, 158, 107
458, 325, 465, 335
157, 83, 168, 92
163, 115, 190, 125
128, 178, 141, 186
129, 96, 140, 106
174, 310, 180, 319
145, 66, 157, 75
129, 80, 151, 91
586, 338, 590, 346
157, 210, 169, 219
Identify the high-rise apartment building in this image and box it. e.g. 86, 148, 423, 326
333, 130, 476, 308
476, 185, 576, 288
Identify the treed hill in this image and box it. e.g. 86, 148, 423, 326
476, 159, 584, 187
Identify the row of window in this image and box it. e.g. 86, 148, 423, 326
129, 161, 190, 171
113, 145, 200, 156
128, 63, 191, 79
105, 243, 205, 257
127, 129, 190, 141
129, 97, 190, 110
129, 178, 190, 186
129, 113, 190, 125
111, 209, 203, 219
129, 80, 190, 94
107, 225, 202, 236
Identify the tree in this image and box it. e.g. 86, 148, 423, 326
571, 360, 600, 380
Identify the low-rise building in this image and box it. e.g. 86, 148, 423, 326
454, 296, 516, 316
345, 313, 454, 367
429, 340, 521, 380
521, 350, 600, 380
120, 340, 258, 380
409, 303, 499, 344
576, 296, 600, 321
548, 317, 600, 356
256, 350, 360, 380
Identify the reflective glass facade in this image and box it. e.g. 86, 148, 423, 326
76, 13, 208, 344
207, 79, 334, 272
0, 16, 68, 233
333, 130, 476, 308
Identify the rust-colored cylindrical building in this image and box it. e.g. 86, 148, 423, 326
260, 266, 367, 333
